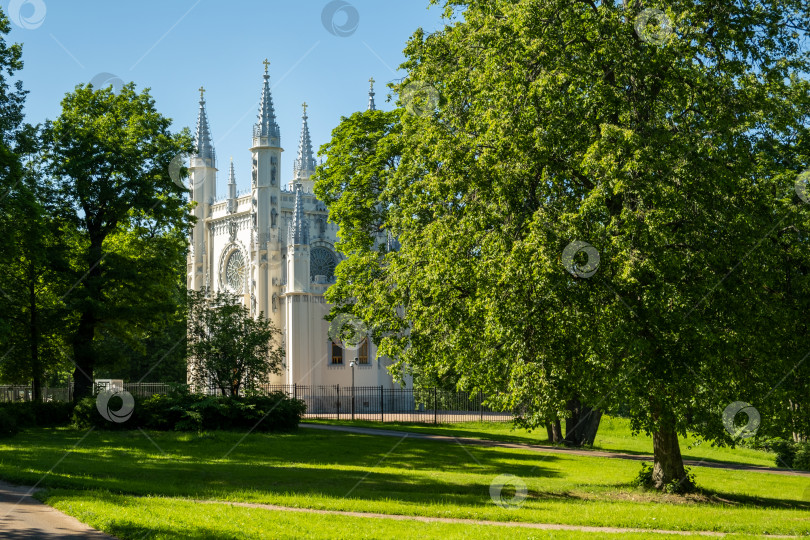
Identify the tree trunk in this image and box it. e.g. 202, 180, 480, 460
29, 265, 42, 402
579, 407, 603, 445
564, 397, 603, 446
72, 310, 96, 401
546, 419, 563, 443
652, 425, 693, 491
72, 237, 104, 401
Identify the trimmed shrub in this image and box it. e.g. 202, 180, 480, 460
0, 409, 18, 437
29, 401, 74, 426
0, 402, 35, 428
0, 401, 74, 429
73, 392, 306, 432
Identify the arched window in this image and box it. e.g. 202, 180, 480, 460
330, 340, 343, 365
358, 339, 369, 364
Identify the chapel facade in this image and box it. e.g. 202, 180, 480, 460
186, 62, 403, 389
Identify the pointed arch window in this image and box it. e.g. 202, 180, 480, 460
330, 340, 343, 365
358, 339, 369, 365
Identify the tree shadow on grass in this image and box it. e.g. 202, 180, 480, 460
1, 429, 567, 509
5, 428, 808, 514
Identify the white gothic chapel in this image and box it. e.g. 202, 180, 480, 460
186, 61, 405, 389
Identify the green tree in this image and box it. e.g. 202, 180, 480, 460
317, 0, 810, 491
187, 290, 284, 396
0, 9, 74, 397
43, 83, 194, 400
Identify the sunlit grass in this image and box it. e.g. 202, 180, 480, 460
305, 415, 777, 467
1, 427, 808, 538
43, 490, 771, 540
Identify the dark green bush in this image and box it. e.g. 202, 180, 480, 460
0, 402, 35, 428
793, 443, 810, 471
0, 409, 18, 437
72, 391, 306, 432
764, 438, 810, 471
29, 401, 74, 426
0, 401, 74, 428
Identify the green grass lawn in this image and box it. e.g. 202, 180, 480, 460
41, 490, 772, 540
0, 425, 808, 539
304, 416, 777, 467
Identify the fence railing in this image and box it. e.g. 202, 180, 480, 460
0, 383, 512, 424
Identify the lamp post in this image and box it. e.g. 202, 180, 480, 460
350, 359, 357, 420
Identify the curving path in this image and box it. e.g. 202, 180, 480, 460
300, 423, 810, 477
0, 481, 116, 539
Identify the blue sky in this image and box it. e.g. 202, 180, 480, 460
4, 0, 447, 195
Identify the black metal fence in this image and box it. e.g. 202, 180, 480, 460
0, 383, 512, 424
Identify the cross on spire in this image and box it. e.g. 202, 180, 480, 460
302, 102, 308, 117
262, 58, 270, 74
369, 77, 375, 91
198, 86, 205, 101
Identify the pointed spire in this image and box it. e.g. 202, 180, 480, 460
227, 158, 237, 213
288, 182, 309, 245
254, 58, 280, 142
387, 230, 401, 252
367, 77, 376, 111
195, 86, 216, 166
293, 102, 317, 181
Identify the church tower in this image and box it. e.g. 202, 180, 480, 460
250, 60, 283, 324
188, 87, 217, 292
286, 181, 311, 385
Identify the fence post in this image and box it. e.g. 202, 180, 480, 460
336, 384, 340, 420
479, 390, 484, 422
433, 387, 438, 425
293, 383, 297, 401
380, 385, 384, 423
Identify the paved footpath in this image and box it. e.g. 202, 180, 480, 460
0, 481, 116, 539
301, 423, 810, 477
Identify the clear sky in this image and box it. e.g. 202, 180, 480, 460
4, 0, 447, 195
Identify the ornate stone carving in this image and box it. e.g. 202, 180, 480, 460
251, 157, 257, 186
228, 219, 237, 242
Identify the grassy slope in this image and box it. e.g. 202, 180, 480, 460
0, 427, 808, 538
304, 416, 776, 467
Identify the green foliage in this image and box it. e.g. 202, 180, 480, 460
795, 444, 810, 472
0, 8, 75, 392
632, 462, 696, 494
72, 392, 306, 432
43, 81, 194, 399
0, 409, 17, 438
766, 438, 810, 471
0, 401, 74, 429
315, 0, 810, 488
187, 290, 284, 396
631, 462, 654, 488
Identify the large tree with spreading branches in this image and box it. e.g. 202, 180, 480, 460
316, 0, 810, 491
